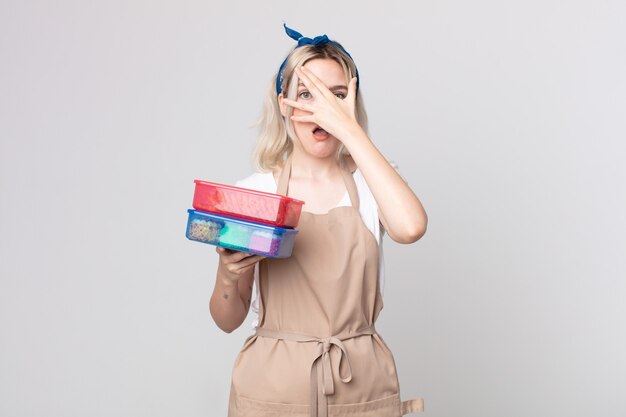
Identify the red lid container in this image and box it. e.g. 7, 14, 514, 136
192, 180, 305, 228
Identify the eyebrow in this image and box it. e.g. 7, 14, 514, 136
298, 82, 347, 90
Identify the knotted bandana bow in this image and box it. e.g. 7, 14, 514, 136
275, 23, 360, 96
284, 24, 330, 47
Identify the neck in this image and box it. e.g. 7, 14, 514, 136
290, 147, 342, 180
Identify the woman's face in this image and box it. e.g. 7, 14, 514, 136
282, 58, 349, 160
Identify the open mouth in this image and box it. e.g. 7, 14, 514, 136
312, 126, 329, 140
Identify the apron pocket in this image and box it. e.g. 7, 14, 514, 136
328, 393, 402, 417
233, 395, 309, 417
234, 393, 408, 417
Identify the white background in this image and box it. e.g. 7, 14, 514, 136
1, 1, 625, 416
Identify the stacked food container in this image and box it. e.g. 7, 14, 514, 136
185, 180, 305, 258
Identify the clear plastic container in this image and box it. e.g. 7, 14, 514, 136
185, 209, 298, 258
192, 180, 304, 228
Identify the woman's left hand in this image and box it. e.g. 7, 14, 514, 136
282, 66, 362, 142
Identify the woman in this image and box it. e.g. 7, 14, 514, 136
209, 23, 428, 417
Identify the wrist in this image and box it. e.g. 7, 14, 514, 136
220, 276, 239, 287
338, 122, 367, 149
218, 264, 240, 288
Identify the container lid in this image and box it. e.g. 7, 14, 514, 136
194, 179, 304, 205
187, 209, 298, 233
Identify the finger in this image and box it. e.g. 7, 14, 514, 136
242, 254, 265, 266
296, 67, 323, 97
300, 66, 336, 100
219, 248, 253, 264
290, 114, 316, 123
216, 246, 233, 255
234, 255, 265, 272
346, 77, 358, 102
228, 250, 261, 263
282, 97, 314, 113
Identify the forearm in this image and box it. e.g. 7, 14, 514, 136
341, 125, 428, 241
209, 264, 249, 333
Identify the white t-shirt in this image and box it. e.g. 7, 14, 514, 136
235, 163, 401, 331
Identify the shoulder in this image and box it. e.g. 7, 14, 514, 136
352, 168, 375, 207
235, 172, 277, 193
351, 167, 380, 242
351, 159, 402, 188
352, 159, 402, 239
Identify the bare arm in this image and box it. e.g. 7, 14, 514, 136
284, 66, 427, 244
344, 133, 428, 243
209, 247, 263, 333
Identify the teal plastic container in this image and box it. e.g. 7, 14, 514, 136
185, 209, 298, 258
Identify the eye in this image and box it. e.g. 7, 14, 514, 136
298, 91, 312, 100
334, 92, 346, 99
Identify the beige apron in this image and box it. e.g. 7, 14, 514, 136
228, 155, 424, 417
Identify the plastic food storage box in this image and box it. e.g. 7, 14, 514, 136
192, 180, 304, 228
186, 209, 298, 258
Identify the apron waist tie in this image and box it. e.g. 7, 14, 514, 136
255, 325, 377, 417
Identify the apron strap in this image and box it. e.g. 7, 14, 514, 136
276, 153, 293, 196
275, 153, 360, 210
401, 398, 425, 414
256, 260, 269, 328
340, 164, 360, 211
255, 325, 376, 417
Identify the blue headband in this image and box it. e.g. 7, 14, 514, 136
275, 23, 360, 96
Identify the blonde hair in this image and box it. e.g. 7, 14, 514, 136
252, 42, 369, 172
